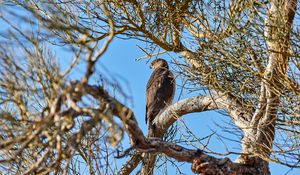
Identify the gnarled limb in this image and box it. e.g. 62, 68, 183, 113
191, 156, 259, 175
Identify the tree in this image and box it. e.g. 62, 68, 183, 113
0, 0, 299, 174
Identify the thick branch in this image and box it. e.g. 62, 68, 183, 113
135, 137, 259, 175
154, 92, 251, 136
118, 152, 142, 175
191, 156, 258, 175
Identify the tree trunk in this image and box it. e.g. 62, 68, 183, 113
236, 1, 297, 175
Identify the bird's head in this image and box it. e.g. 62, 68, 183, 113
150, 59, 169, 69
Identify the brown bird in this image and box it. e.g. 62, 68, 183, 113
146, 59, 175, 136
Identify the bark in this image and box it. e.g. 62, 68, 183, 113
118, 153, 142, 175
154, 92, 251, 135
191, 157, 259, 175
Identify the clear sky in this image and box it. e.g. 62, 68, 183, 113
95, 38, 300, 175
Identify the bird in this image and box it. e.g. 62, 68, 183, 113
146, 59, 175, 136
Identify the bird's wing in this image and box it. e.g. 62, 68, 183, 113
146, 69, 175, 124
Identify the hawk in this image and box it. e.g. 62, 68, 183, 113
146, 59, 175, 135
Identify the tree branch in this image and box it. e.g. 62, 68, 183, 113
154, 92, 251, 137
118, 152, 142, 175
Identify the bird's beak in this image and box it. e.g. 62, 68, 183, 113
149, 66, 152, 69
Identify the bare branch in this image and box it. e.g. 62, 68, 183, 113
154, 92, 251, 136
